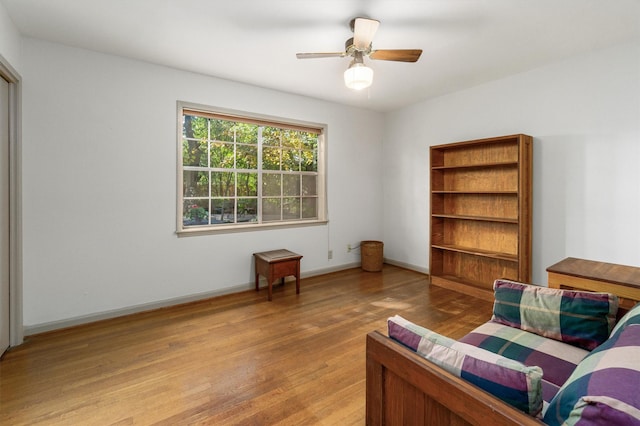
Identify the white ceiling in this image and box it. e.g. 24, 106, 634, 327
2, 0, 640, 112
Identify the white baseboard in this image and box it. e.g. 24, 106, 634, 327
383, 258, 429, 275
301, 262, 361, 278
23, 283, 255, 336
24, 262, 363, 336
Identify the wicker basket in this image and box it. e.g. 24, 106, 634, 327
361, 240, 384, 272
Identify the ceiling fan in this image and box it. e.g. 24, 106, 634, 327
296, 17, 422, 91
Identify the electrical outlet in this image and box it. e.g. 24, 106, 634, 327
347, 244, 352, 253
328, 250, 333, 259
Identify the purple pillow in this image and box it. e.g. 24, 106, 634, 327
388, 315, 543, 416
543, 324, 640, 425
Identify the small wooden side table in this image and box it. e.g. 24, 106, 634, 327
254, 249, 303, 301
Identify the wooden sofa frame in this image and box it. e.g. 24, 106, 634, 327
366, 330, 542, 425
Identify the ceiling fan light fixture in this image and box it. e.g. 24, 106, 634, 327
344, 62, 373, 90
297, 16, 421, 90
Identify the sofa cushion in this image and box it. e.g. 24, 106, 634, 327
610, 301, 640, 337
492, 279, 618, 350
543, 323, 640, 425
388, 315, 543, 416
459, 321, 589, 408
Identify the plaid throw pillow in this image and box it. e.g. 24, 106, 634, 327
543, 323, 640, 425
491, 279, 618, 351
388, 315, 543, 416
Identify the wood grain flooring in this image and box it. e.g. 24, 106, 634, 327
0, 265, 493, 425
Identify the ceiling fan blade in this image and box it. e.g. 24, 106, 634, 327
296, 52, 346, 59
370, 49, 423, 62
353, 17, 380, 50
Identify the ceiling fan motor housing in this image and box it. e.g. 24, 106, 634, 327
345, 38, 371, 57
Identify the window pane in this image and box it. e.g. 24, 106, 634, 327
262, 127, 281, 146
211, 172, 235, 197
234, 123, 258, 144
238, 198, 257, 223
302, 175, 316, 196
283, 174, 300, 196
302, 197, 317, 219
263, 147, 281, 170
283, 197, 300, 220
212, 199, 235, 223
210, 142, 234, 168
183, 170, 209, 197
263, 173, 281, 196
210, 119, 235, 142
237, 173, 257, 196
237, 144, 258, 170
183, 115, 208, 139
282, 149, 300, 171
262, 198, 281, 222
301, 149, 317, 172
302, 133, 318, 150
183, 199, 209, 227
182, 139, 208, 167
282, 130, 301, 148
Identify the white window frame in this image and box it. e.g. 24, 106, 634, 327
176, 101, 327, 235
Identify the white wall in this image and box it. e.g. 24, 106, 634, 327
21, 38, 383, 329
0, 1, 21, 72
16, 34, 640, 329
383, 41, 640, 285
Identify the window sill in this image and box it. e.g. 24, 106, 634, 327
176, 219, 329, 237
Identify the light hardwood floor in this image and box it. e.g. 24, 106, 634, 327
0, 265, 493, 425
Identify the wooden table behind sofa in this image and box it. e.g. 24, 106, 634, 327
547, 257, 640, 317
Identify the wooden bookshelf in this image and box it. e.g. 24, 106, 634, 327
429, 134, 533, 301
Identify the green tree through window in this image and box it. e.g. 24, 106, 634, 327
179, 106, 324, 231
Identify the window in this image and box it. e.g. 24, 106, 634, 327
177, 103, 326, 234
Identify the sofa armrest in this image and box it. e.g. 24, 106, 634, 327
366, 331, 543, 426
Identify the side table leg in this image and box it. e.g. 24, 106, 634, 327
268, 269, 275, 301
296, 260, 301, 295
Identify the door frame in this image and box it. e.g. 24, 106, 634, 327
0, 53, 23, 348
